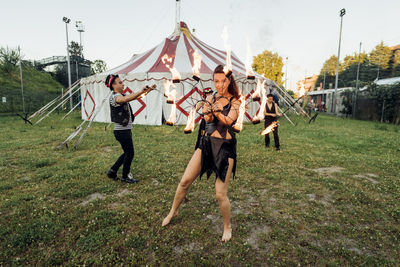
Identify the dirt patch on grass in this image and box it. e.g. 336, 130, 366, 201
79, 193, 105, 206
173, 242, 202, 255
246, 225, 271, 249
312, 166, 345, 176
306, 193, 332, 206
117, 189, 131, 197
354, 174, 379, 184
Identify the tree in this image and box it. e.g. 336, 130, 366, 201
369, 41, 392, 70
91, 59, 107, 75
69, 41, 83, 57
0, 46, 22, 75
286, 90, 295, 98
252, 50, 284, 86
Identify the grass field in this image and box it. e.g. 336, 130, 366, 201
0, 112, 399, 266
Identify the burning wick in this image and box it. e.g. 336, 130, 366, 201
192, 49, 202, 81
163, 80, 176, 104
252, 86, 267, 124
184, 106, 196, 134
232, 95, 246, 133
260, 121, 278, 135
166, 103, 177, 126
251, 78, 266, 102
162, 54, 181, 83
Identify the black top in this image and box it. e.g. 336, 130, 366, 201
204, 94, 236, 139
265, 102, 276, 121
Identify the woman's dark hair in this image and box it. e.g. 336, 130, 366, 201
105, 74, 119, 91
213, 65, 239, 99
267, 93, 274, 98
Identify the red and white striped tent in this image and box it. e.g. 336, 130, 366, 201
80, 21, 273, 125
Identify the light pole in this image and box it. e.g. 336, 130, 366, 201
285, 56, 288, 90
75, 21, 85, 54
17, 48, 25, 114
333, 8, 346, 114
63, 16, 73, 110
353, 42, 362, 118
323, 63, 327, 90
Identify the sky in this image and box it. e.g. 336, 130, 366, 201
1, 0, 399, 91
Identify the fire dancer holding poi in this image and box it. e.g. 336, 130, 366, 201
162, 65, 241, 242
105, 74, 155, 183
264, 93, 282, 150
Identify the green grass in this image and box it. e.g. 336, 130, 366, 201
0, 64, 64, 113
0, 113, 399, 266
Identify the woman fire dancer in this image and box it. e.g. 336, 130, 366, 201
162, 65, 241, 242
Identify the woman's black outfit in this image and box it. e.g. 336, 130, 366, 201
198, 94, 237, 182
264, 102, 280, 149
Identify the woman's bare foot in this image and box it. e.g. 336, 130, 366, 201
221, 226, 232, 242
162, 210, 179, 227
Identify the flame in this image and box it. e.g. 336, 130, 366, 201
184, 106, 196, 133
260, 121, 278, 135
162, 54, 181, 81
252, 85, 267, 123
192, 50, 202, 78
252, 78, 266, 101
233, 95, 246, 132
245, 38, 255, 77
221, 26, 232, 74
166, 103, 177, 126
163, 79, 177, 103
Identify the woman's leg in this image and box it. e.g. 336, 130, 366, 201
215, 158, 234, 242
162, 149, 202, 226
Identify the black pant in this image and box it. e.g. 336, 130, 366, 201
264, 119, 280, 148
111, 130, 134, 178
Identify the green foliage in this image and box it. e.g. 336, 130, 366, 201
315, 41, 400, 89
286, 90, 295, 98
0, 46, 22, 75
0, 47, 64, 113
369, 41, 392, 70
340, 89, 353, 115
91, 59, 107, 75
69, 41, 83, 57
366, 82, 400, 123
252, 50, 284, 86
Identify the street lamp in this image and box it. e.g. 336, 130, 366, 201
333, 8, 345, 114
75, 21, 85, 52
63, 16, 73, 110
17, 47, 25, 114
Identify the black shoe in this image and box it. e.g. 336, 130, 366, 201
276, 147, 280, 151
121, 177, 139, 183
106, 169, 119, 180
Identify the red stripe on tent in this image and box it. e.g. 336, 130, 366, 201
117, 46, 158, 74
183, 35, 213, 74
192, 35, 246, 73
148, 35, 180, 73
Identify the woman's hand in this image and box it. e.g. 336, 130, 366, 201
212, 101, 223, 113
202, 102, 212, 115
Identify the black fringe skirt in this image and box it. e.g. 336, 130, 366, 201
198, 135, 236, 183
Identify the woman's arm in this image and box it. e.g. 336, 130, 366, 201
203, 95, 214, 122
116, 85, 155, 103
213, 98, 240, 126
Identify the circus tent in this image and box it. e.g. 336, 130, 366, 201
80, 21, 289, 126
